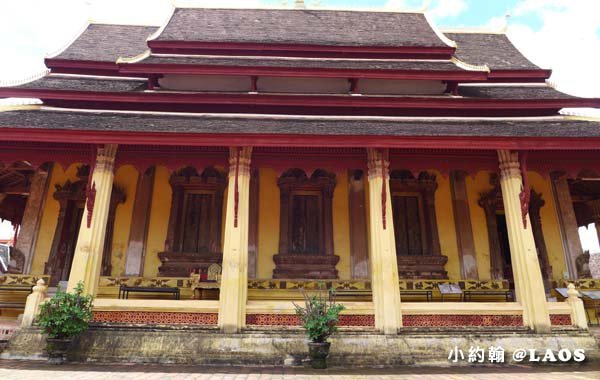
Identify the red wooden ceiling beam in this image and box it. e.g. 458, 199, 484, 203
118, 63, 489, 81
147, 40, 456, 59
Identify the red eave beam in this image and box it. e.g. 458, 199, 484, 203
44, 58, 146, 78
486, 69, 553, 83
1, 88, 598, 110
3, 127, 600, 150
147, 40, 456, 60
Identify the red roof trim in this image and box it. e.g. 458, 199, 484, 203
45, 59, 117, 71
488, 69, 552, 81
1, 89, 597, 110
44, 59, 147, 78
1, 127, 600, 150
148, 40, 455, 59
119, 63, 488, 81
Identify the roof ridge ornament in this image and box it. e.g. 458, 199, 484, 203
424, 12, 457, 48
147, 5, 176, 42
45, 20, 90, 59
0, 69, 49, 88
500, 9, 511, 34
294, 0, 306, 9
450, 57, 490, 73
117, 49, 151, 64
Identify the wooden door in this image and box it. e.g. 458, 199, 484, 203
392, 195, 424, 256
181, 193, 213, 253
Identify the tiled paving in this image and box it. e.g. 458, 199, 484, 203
0, 361, 600, 380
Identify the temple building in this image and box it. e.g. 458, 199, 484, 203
1, 5, 600, 364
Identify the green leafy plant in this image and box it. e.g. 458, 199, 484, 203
293, 286, 345, 343
38, 282, 94, 339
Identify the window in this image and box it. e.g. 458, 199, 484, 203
273, 168, 339, 279
159, 166, 226, 276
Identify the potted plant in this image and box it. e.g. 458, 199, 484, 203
37, 282, 94, 364
293, 287, 345, 369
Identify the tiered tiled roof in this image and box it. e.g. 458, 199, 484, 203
1, 6, 599, 138
0, 109, 598, 138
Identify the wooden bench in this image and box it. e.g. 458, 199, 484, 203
400, 290, 433, 302
0, 285, 33, 293
118, 285, 180, 300
334, 289, 372, 301
463, 290, 514, 302
581, 291, 600, 326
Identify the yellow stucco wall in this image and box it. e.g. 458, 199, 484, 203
257, 168, 279, 279
528, 171, 567, 280
109, 165, 139, 276
333, 171, 351, 279
466, 171, 493, 280
143, 165, 171, 277
433, 171, 461, 281
31, 162, 82, 275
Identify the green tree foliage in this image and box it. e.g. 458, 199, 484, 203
38, 282, 94, 339
293, 286, 345, 343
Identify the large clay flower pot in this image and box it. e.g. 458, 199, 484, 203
308, 341, 331, 369
46, 337, 72, 364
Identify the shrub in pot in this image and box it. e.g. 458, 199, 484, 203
293, 287, 345, 369
37, 282, 94, 364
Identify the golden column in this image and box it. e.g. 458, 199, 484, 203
67, 144, 118, 295
366, 148, 402, 334
218, 147, 252, 333
497, 150, 550, 332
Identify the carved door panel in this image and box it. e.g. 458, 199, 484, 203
290, 194, 320, 254
181, 193, 213, 253
392, 195, 424, 256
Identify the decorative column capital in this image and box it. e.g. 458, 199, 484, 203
367, 148, 389, 180
497, 150, 521, 180
228, 147, 253, 177
95, 144, 118, 174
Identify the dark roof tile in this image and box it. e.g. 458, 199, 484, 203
52, 24, 158, 62
155, 8, 448, 47
458, 85, 577, 99
0, 110, 598, 138
140, 55, 465, 71
445, 32, 540, 70
13, 76, 148, 92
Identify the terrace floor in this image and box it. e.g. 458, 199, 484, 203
1, 360, 600, 380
